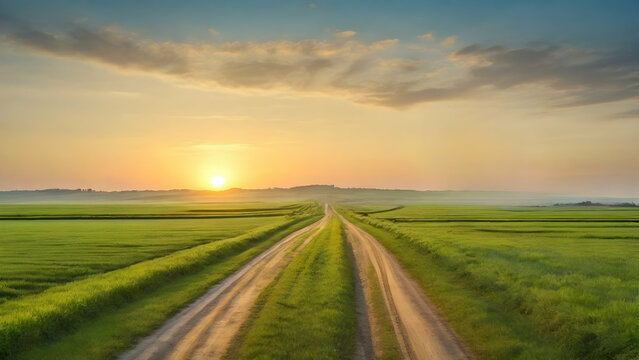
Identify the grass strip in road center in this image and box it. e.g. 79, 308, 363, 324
230, 217, 357, 360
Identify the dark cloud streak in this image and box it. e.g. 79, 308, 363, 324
0, 14, 189, 75
612, 108, 639, 119
453, 44, 639, 107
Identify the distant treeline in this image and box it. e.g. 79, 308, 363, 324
553, 201, 637, 207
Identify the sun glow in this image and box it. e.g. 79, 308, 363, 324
210, 175, 225, 189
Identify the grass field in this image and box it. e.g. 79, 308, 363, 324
4, 202, 637, 359
0, 202, 323, 359
0, 217, 286, 302
0, 203, 302, 219
229, 217, 357, 360
339, 205, 639, 360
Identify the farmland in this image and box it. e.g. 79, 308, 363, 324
339, 205, 639, 360
0, 202, 323, 359
1, 200, 637, 360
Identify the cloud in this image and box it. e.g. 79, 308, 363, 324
349, 82, 469, 108
0, 15, 417, 106
440, 35, 457, 47
308, 3, 317, 9
417, 33, 434, 40
377, 58, 421, 72
451, 44, 639, 107
612, 109, 639, 119
0, 16, 189, 75
334, 30, 356, 38
1, 14, 637, 110
370, 38, 398, 50
208, 28, 220, 36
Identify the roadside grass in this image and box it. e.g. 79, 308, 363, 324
0, 203, 323, 359
230, 217, 357, 360
14, 213, 322, 360
338, 205, 639, 360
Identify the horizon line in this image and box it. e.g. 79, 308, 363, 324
1, 186, 638, 199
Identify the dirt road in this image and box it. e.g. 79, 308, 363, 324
340, 214, 475, 360
119, 207, 330, 360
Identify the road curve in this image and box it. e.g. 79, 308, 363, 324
339, 214, 475, 360
119, 206, 330, 360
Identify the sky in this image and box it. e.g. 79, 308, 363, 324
1, 0, 638, 196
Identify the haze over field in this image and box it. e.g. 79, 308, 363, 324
1, 186, 639, 206
1, 1, 638, 196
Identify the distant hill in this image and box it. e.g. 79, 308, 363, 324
1, 185, 638, 206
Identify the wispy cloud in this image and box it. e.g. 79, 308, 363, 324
1, 13, 637, 110
612, 109, 639, 119
333, 30, 356, 38
0, 14, 189, 75
440, 35, 457, 47
417, 33, 434, 40
208, 28, 220, 36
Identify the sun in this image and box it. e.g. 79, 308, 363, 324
210, 175, 225, 189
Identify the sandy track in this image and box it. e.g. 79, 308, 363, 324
119, 207, 330, 360
340, 214, 475, 360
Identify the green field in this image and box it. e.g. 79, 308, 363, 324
339, 205, 639, 360
0, 202, 323, 359
229, 217, 356, 360
1, 217, 286, 302
3, 201, 637, 360
0, 203, 302, 219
